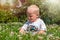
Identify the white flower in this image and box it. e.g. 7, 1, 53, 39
48, 34, 54, 37
38, 36, 43, 40
10, 31, 14, 36
19, 37, 22, 40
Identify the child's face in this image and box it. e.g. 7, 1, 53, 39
27, 11, 38, 22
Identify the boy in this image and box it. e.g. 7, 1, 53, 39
19, 5, 47, 35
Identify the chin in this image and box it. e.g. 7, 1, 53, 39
30, 20, 34, 22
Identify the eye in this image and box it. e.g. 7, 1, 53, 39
30, 16, 32, 17
28, 15, 32, 17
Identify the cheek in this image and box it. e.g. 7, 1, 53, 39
33, 17, 37, 20
33, 16, 37, 19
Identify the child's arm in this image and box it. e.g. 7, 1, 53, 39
38, 20, 47, 35
19, 22, 28, 34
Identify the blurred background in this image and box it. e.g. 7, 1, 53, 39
0, 0, 60, 24
0, 0, 60, 40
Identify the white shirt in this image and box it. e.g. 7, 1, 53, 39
21, 18, 47, 33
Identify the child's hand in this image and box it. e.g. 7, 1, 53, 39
19, 28, 26, 35
38, 30, 46, 35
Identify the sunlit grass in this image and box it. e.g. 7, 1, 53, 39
0, 22, 60, 40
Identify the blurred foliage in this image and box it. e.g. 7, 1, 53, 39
0, 10, 18, 23
0, 0, 60, 24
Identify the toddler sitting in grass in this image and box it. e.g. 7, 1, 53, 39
19, 5, 47, 35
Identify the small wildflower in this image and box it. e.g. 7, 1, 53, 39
10, 31, 14, 36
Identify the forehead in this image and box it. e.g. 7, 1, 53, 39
27, 13, 37, 17
27, 10, 38, 16
27, 10, 35, 14
27, 5, 39, 14
27, 8, 39, 14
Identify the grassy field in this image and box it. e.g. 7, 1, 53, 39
0, 22, 60, 40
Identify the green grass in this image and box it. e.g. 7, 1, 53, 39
0, 22, 60, 40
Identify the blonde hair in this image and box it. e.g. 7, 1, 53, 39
27, 5, 40, 17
